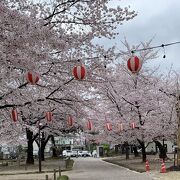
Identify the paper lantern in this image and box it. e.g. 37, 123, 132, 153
117, 123, 123, 132
26, 71, 40, 85
106, 123, 112, 131
87, 120, 93, 130
127, 56, 142, 73
72, 65, 86, 80
67, 115, 73, 127
131, 122, 135, 129
11, 109, 18, 122
46, 112, 53, 122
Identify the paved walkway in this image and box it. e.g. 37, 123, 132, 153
63, 157, 154, 180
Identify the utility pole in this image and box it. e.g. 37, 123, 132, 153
176, 93, 180, 166
39, 120, 42, 173
176, 76, 180, 166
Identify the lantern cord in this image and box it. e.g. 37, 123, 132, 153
82, 40, 180, 60
131, 41, 180, 54
50, 40, 180, 61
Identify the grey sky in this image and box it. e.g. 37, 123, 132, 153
99, 0, 180, 72
40, 0, 180, 72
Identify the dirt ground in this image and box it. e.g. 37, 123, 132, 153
103, 154, 180, 180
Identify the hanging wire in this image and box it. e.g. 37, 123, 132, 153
132, 41, 180, 53
51, 41, 180, 61
93, 41, 180, 60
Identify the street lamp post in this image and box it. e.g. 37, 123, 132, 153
176, 93, 180, 166
38, 121, 42, 173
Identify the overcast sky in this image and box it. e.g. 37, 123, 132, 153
43, 0, 180, 72
98, 0, 180, 72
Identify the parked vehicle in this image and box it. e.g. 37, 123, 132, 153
62, 149, 91, 157
70, 150, 78, 157
62, 150, 72, 157
33, 150, 38, 158
78, 151, 83, 157
81, 151, 91, 157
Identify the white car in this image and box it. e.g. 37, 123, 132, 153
71, 150, 78, 157
33, 150, 38, 156
62, 150, 72, 157
78, 151, 83, 157
81, 151, 91, 157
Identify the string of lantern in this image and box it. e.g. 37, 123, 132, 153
59, 41, 180, 62
71, 41, 180, 76
112, 41, 180, 73
11, 72, 76, 126
85, 121, 136, 132
10, 41, 180, 125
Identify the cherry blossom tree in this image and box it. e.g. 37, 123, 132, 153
86, 40, 178, 162
0, 0, 138, 164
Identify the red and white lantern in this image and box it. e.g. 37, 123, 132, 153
131, 122, 135, 129
11, 109, 18, 122
127, 56, 142, 73
67, 115, 73, 127
106, 123, 112, 131
26, 71, 40, 85
72, 65, 86, 80
117, 123, 123, 132
87, 120, 93, 130
46, 112, 53, 122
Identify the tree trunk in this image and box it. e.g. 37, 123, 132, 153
37, 134, 56, 160
115, 145, 119, 154
40, 132, 46, 161
133, 145, 139, 157
124, 141, 129, 160
137, 139, 146, 162
154, 140, 167, 161
26, 129, 34, 164
51, 135, 58, 158
41, 144, 45, 161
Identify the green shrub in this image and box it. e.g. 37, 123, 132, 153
57, 175, 69, 180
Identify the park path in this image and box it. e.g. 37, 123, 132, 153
62, 157, 154, 180
0, 157, 155, 180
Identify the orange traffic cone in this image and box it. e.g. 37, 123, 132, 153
145, 160, 150, 172
160, 161, 166, 173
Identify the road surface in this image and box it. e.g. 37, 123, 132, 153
63, 157, 154, 180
